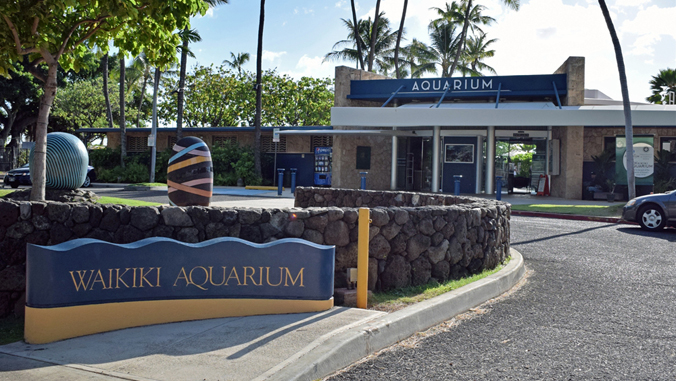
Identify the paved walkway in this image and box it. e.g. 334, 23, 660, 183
0, 251, 524, 381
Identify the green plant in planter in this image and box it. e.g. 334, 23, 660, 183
591, 149, 615, 191
654, 149, 676, 193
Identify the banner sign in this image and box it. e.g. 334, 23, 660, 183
25, 237, 335, 343
615, 136, 654, 186
348, 74, 567, 102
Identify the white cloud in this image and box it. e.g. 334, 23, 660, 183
620, 5, 676, 57
283, 55, 334, 79
262, 50, 287, 62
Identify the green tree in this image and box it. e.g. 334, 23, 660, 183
0, 0, 209, 201
646, 68, 676, 104
324, 14, 398, 73
460, 32, 497, 76
433, 0, 514, 77
598, 0, 635, 199
410, 23, 465, 77
223, 52, 250, 74
158, 67, 333, 128
52, 77, 137, 140
0, 62, 41, 150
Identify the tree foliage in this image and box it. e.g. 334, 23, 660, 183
0, 0, 209, 201
158, 66, 334, 127
646, 68, 676, 104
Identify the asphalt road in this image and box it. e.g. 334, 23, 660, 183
327, 217, 676, 380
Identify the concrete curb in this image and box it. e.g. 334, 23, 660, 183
511, 210, 638, 225
270, 249, 526, 381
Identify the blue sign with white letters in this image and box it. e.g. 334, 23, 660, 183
348, 74, 567, 102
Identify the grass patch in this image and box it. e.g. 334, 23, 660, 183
0, 316, 24, 345
96, 196, 162, 206
369, 257, 510, 312
0, 189, 15, 197
511, 203, 624, 217
129, 182, 167, 187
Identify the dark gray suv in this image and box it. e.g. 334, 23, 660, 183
622, 190, 676, 231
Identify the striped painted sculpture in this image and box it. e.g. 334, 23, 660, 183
167, 137, 213, 206
29, 132, 89, 190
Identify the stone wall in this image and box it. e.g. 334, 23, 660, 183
0, 188, 510, 317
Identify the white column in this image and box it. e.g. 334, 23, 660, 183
485, 126, 496, 194
546, 126, 552, 176
391, 127, 398, 190
431, 125, 441, 192
475, 135, 483, 194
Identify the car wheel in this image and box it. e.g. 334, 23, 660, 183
82, 175, 91, 188
638, 205, 666, 231
10, 183, 19, 189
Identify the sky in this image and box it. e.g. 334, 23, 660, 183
187, 0, 676, 104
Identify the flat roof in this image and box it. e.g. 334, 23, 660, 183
76, 126, 333, 133
331, 103, 676, 127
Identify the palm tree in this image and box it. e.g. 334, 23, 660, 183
350, 0, 364, 70
437, 0, 516, 77
647, 68, 676, 104
394, 0, 408, 79
223, 52, 250, 73
598, 0, 634, 199
324, 14, 398, 74
460, 32, 497, 76
102, 53, 114, 129
130, 53, 152, 128
367, 0, 382, 72
177, 28, 202, 141
176, 0, 228, 141
410, 23, 465, 77
254, 0, 265, 178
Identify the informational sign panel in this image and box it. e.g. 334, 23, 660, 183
615, 136, 654, 186
25, 237, 335, 343
273, 128, 280, 143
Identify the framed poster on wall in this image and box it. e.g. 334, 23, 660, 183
445, 144, 474, 163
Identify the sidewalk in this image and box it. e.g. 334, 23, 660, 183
0, 251, 524, 381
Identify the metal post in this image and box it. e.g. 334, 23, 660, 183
290, 168, 297, 194
277, 168, 285, 196
391, 127, 397, 190
431, 125, 440, 192
149, 68, 161, 183
357, 208, 370, 309
360, 172, 368, 190
486, 126, 496, 194
454, 175, 462, 195
496, 176, 503, 200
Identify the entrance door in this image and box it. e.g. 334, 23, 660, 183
397, 137, 432, 192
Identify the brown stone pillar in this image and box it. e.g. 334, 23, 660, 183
551, 57, 585, 199
332, 66, 392, 190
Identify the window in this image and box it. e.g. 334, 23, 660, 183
213, 136, 238, 147
311, 135, 333, 150
444, 144, 474, 163
660, 137, 676, 161
603, 136, 616, 156
261, 135, 286, 153
127, 136, 148, 152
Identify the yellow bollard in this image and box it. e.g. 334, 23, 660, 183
357, 207, 371, 309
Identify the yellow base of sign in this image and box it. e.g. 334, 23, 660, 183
25, 297, 333, 344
